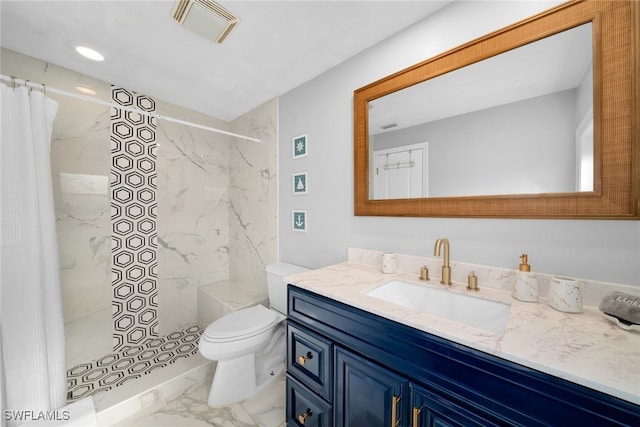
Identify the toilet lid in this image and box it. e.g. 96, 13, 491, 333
203, 305, 278, 341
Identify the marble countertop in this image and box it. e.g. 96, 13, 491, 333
286, 261, 640, 405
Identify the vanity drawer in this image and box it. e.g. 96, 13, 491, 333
286, 374, 332, 427
287, 322, 333, 401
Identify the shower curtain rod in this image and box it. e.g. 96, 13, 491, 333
0, 74, 261, 143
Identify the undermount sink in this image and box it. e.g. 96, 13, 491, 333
366, 279, 510, 334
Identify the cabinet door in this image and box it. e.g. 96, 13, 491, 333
335, 347, 408, 427
411, 384, 497, 427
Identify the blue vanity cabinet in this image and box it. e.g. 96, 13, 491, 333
287, 374, 332, 427
286, 285, 640, 426
286, 322, 333, 426
334, 346, 408, 426
287, 322, 333, 401
410, 384, 495, 427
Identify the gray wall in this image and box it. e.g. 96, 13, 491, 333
279, 1, 640, 286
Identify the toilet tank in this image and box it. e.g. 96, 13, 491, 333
265, 262, 310, 314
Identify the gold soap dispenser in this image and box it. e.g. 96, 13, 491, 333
512, 254, 538, 302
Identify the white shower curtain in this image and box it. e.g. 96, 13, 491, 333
0, 83, 66, 426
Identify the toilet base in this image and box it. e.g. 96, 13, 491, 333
208, 354, 254, 407
206, 327, 286, 407
207, 355, 285, 408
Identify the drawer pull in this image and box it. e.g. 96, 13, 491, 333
412, 407, 422, 427
297, 408, 313, 424
391, 395, 400, 427
298, 351, 313, 365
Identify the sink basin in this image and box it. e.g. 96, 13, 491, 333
366, 280, 510, 334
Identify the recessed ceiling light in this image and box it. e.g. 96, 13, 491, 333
75, 45, 105, 61
75, 85, 97, 96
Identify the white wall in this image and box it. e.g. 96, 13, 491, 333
278, 1, 640, 286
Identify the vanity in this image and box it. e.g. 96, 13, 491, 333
283, 254, 640, 426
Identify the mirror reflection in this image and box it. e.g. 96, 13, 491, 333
368, 23, 593, 200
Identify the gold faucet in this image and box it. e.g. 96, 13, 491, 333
434, 238, 452, 285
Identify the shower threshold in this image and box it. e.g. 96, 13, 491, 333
94, 353, 212, 426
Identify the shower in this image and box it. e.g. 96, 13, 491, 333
1, 48, 277, 425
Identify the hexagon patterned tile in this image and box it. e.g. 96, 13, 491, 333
66, 325, 202, 402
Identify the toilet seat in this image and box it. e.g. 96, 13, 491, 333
202, 305, 277, 343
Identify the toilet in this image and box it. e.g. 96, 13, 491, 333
198, 262, 309, 407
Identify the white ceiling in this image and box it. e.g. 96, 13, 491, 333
0, 0, 450, 122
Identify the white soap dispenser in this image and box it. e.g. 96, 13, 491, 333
513, 254, 538, 302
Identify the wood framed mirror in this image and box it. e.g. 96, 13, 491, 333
354, 0, 638, 219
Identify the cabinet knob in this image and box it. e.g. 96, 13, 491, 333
297, 408, 312, 424
298, 351, 313, 365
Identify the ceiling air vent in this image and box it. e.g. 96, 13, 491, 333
172, 0, 239, 44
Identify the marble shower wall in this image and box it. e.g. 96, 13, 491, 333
155, 100, 232, 335
52, 88, 113, 366
56, 99, 113, 367
228, 99, 279, 290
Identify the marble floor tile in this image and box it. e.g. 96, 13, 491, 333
118, 373, 285, 427
241, 376, 286, 427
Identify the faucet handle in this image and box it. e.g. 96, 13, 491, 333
467, 271, 479, 291
420, 266, 430, 281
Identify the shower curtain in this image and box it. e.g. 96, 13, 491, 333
0, 83, 66, 426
